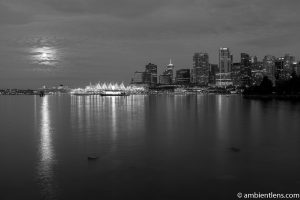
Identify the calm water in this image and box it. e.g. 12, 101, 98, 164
1, 95, 300, 200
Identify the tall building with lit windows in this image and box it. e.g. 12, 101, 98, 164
283, 54, 295, 79
263, 55, 276, 85
162, 59, 174, 84
176, 69, 190, 85
145, 63, 158, 85
240, 53, 252, 87
192, 52, 209, 85
219, 48, 232, 73
216, 48, 233, 87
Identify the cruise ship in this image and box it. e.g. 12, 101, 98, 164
71, 82, 144, 96
100, 90, 129, 96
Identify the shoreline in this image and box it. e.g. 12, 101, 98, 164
243, 94, 300, 100
2, 93, 300, 101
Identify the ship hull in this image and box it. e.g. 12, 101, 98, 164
100, 93, 129, 96
100, 91, 129, 96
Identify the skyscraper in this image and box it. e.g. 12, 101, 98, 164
176, 69, 190, 85
250, 56, 258, 64
240, 53, 252, 87
219, 48, 232, 73
295, 62, 300, 76
145, 63, 158, 85
209, 64, 218, 84
162, 59, 174, 84
132, 71, 151, 84
159, 75, 172, 85
275, 57, 285, 81
241, 53, 251, 70
193, 52, 209, 85
283, 54, 295, 78
263, 55, 276, 85
273, 54, 295, 81
231, 62, 242, 86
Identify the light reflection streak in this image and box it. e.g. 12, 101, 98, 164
111, 97, 117, 140
216, 95, 226, 139
38, 96, 56, 199
85, 96, 92, 133
125, 95, 146, 133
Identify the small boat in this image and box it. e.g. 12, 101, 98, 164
72, 93, 91, 96
100, 90, 129, 96
87, 156, 98, 160
229, 147, 240, 152
39, 91, 45, 97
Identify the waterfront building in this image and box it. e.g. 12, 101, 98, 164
176, 69, 190, 85
132, 72, 143, 83
275, 57, 285, 81
215, 72, 233, 87
240, 53, 252, 87
283, 54, 295, 72
193, 52, 209, 86
250, 56, 258, 64
241, 53, 251, 75
251, 70, 265, 86
263, 55, 276, 86
231, 62, 242, 86
272, 54, 296, 81
145, 63, 158, 85
283, 54, 296, 79
159, 74, 172, 85
209, 64, 218, 84
219, 48, 232, 73
295, 62, 300, 76
132, 71, 151, 84
163, 59, 175, 83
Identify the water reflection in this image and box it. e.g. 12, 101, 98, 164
70, 95, 147, 156
110, 97, 117, 139
38, 96, 56, 199
7, 95, 300, 199
215, 95, 230, 140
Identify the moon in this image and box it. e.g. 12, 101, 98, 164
30, 46, 59, 66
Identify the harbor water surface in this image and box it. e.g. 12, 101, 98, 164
1, 95, 300, 199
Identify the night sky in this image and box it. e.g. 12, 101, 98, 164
0, 0, 299, 88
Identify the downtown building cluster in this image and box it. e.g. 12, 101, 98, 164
131, 48, 300, 88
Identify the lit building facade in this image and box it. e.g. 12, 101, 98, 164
215, 72, 233, 87
176, 69, 190, 85
263, 55, 276, 86
240, 53, 252, 87
163, 59, 175, 83
295, 62, 300, 76
219, 48, 232, 73
209, 64, 218, 84
193, 52, 209, 85
159, 74, 172, 85
275, 57, 285, 81
231, 62, 242, 86
145, 63, 158, 85
283, 54, 296, 79
132, 71, 151, 84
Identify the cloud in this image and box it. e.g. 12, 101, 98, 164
3, 0, 300, 40
3, 0, 171, 18
0, 1, 33, 25
1, 0, 300, 87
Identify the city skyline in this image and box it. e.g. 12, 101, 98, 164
1, 0, 300, 88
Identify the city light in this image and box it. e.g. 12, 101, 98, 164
70, 82, 146, 95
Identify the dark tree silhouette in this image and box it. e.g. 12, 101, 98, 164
259, 76, 273, 94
